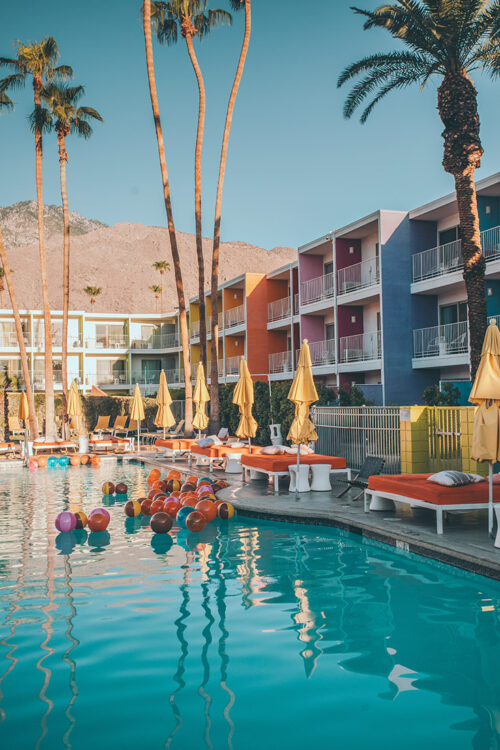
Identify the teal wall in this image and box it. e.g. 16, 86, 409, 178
478, 195, 500, 231
485, 279, 500, 317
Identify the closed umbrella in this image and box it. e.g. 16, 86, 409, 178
287, 339, 318, 492
233, 358, 257, 450
131, 384, 145, 452
19, 391, 29, 422
470, 319, 500, 533
193, 363, 210, 434
155, 370, 175, 437
67, 379, 83, 433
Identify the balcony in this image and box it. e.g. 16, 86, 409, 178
267, 296, 291, 323
300, 271, 335, 307
165, 368, 185, 385
86, 371, 127, 387
337, 257, 379, 295
190, 319, 200, 339
293, 293, 299, 315
413, 320, 469, 359
339, 331, 381, 363
226, 355, 243, 376
85, 335, 128, 350
130, 332, 178, 349
299, 338, 336, 367
0, 331, 31, 348
225, 304, 245, 329
34, 333, 82, 349
412, 224, 500, 283
207, 312, 223, 337
34, 371, 83, 389
268, 350, 293, 374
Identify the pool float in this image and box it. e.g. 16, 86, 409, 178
217, 502, 236, 520
58, 456, 70, 466
147, 469, 161, 486
80, 454, 90, 465
74, 511, 88, 529
102, 481, 116, 495
163, 498, 181, 516
150, 498, 165, 515
115, 482, 128, 494
91, 507, 111, 522
37, 455, 48, 468
141, 498, 154, 516
48, 456, 58, 467
70, 455, 81, 466
180, 482, 196, 493
176, 505, 196, 529
167, 469, 181, 481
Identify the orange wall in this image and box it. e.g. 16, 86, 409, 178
267, 278, 289, 304
225, 334, 244, 359
268, 330, 289, 354
224, 286, 244, 311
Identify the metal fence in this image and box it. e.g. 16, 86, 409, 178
427, 407, 462, 472
312, 405, 401, 473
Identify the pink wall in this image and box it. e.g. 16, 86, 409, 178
300, 314, 325, 343
299, 254, 324, 286
336, 238, 361, 270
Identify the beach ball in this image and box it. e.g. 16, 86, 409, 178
141, 498, 154, 516
125, 500, 142, 517
217, 502, 235, 520
167, 469, 181, 481
48, 456, 58, 467
195, 499, 217, 522
29, 459, 38, 471
80, 454, 90, 465
115, 482, 128, 495
186, 475, 198, 486
147, 488, 158, 500
91, 455, 101, 466
74, 511, 88, 529
186, 511, 207, 533
171, 479, 182, 492
147, 469, 161, 486
171, 490, 181, 499
163, 499, 181, 517
37, 455, 48, 468
176, 506, 196, 529
151, 512, 173, 534
70, 455, 81, 466
58, 456, 70, 466
150, 498, 165, 515
91, 507, 111, 522
102, 481, 115, 495
55, 511, 77, 533
88, 512, 109, 533
197, 477, 212, 487
197, 484, 213, 496
180, 494, 197, 508
181, 482, 196, 493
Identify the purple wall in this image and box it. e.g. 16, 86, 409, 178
300, 314, 325, 342
336, 238, 361, 271
299, 253, 324, 285
337, 305, 363, 341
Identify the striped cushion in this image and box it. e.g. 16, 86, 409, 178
427, 471, 485, 487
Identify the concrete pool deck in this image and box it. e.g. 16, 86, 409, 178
136, 451, 500, 581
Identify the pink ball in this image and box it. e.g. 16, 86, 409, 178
90, 507, 111, 522
55, 511, 77, 533
197, 485, 213, 497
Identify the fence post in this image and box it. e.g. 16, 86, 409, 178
400, 406, 429, 474
459, 406, 488, 476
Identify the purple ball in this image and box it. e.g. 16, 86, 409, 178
197, 485, 213, 497
55, 511, 77, 533
90, 507, 111, 522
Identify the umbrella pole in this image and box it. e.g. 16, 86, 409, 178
137, 424, 140, 453
248, 437, 251, 455
489, 461, 494, 535
296, 446, 300, 498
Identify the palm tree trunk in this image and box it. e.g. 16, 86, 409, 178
160, 269, 164, 314
438, 72, 486, 380
143, 0, 193, 434
58, 129, 71, 440
34, 77, 55, 438
0, 222, 38, 436
185, 32, 207, 372
210, 0, 251, 429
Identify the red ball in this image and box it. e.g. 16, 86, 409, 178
141, 498, 154, 516
87, 512, 109, 532
151, 512, 173, 534
186, 475, 198, 485
167, 469, 181, 481
181, 482, 196, 493
147, 488, 158, 500
181, 493, 197, 508
147, 469, 161, 486
153, 492, 167, 503
195, 499, 217, 522
186, 511, 207, 533
115, 482, 128, 494
150, 498, 165, 515
163, 499, 181, 516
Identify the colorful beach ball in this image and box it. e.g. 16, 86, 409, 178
217, 502, 235, 520
197, 477, 212, 488
74, 511, 88, 529
70, 455, 81, 466
37, 455, 48, 468
58, 456, 70, 466
163, 498, 181, 517
55, 511, 77, 533
48, 456, 58, 467
115, 482, 128, 495
91, 507, 111, 522
125, 500, 142, 517
141, 498, 154, 516
147, 469, 161, 486
167, 469, 181, 481
102, 481, 115, 495
196, 499, 217, 522
186, 511, 207, 533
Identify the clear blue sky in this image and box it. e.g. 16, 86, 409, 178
1, 0, 500, 250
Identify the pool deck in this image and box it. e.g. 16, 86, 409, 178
137, 451, 500, 581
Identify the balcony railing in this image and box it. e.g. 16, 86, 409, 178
85, 335, 128, 350
130, 332, 178, 349
87, 372, 127, 386
293, 293, 299, 315
190, 320, 200, 338
165, 368, 185, 384
339, 331, 381, 363
268, 350, 293, 374
300, 271, 335, 306
412, 224, 500, 282
337, 257, 379, 295
0, 331, 30, 347
413, 320, 469, 359
267, 296, 291, 322
299, 338, 336, 367
34, 371, 83, 388
225, 304, 245, 329
35, 334, 82, 349
207, 312, 223, 337
226, 355, 243, 375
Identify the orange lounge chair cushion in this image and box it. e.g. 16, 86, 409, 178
155, 438, 197, 450
241, 454, 346, 472
191, 444, 263, 458
0, 442, 16, 451
34, 440, 75, 449
368, 473, 498, 506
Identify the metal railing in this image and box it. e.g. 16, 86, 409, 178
164, 368, 185, 384
0, 331, 30, 347
300, 338, 336, 366
268, 350, 293, 374
130, 332, 178, 349
312, 405, 401, 473
267, 296, 291, 322
339, 331, 381, 363
85, 372, 127, 386
226, 354, 244, 375
85, 335, 128, 349
427, 407, 463, 472
293, 293, 299, 315
412, 224, 500, 282
34, 371, 83, 388
190, 320, 200, 338
35, 334, 82, 349
300, 271, 335, 306
225, 304, 245, 329
482, 224, 500, 260
337, 257, 379, 295
413, 320, 469, 359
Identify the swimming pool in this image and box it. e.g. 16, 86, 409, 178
0, 461, 499, 750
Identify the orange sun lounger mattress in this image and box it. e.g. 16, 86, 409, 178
241, 454, 347, 472
155, 438, 197, 450
190, 444, 262, 458
368, 473, 499, 506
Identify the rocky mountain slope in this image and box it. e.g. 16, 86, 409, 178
0, 201, 107, 248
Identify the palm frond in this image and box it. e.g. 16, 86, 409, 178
76, 106, 103, 122
0, 73, 25, 92
0, 91, 14, 111
29, 106, 53, 134
228, 0, 244, 9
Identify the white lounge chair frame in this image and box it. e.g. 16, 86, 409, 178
242, 463, 351, 493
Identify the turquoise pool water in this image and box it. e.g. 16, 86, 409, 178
0, 461, 499, 750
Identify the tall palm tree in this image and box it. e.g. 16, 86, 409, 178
83, 286, 102, 307
143, 0, 194, 434
337, 1, 500, 380
0, 38, 72, 437
210, 0, 251, 428
151, 1, 231, 373
149, 284, 162, 312
41, 82, 102, 437
152, 259, 171, 313
0, 83, 38, 435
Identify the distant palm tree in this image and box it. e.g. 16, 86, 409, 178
210, 0, 250, 428
0, 93, 38, 435
143, 0, 193, 434
149, 284, 162, 312
152, 259, 171, 313
42, 82, 102, 435
151, 1, 231, 371
337, 1, 500, 379
83, 286, 102, 307
0, 38, 72, 437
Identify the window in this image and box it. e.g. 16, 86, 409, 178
375, 242, 379, 258
438, 226, 461, 246
439, 302, 467, 326
325, 324, 335, 341
376, 311, 381, 331
324, 261, 333, 276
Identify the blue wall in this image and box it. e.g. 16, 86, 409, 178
357, 384, 383, 405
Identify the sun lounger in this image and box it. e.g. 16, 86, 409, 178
0, 441, 21, 457
94, 416, 111, 434
241, 454, 350, 492
8, 416, 26, 440
33, 440, 78, 455
365, 473, 500, 534
155, 438, 198, 461
190, 444, 263, 471
89, 437, 132, 453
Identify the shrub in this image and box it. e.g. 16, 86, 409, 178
422, 383, 461, 406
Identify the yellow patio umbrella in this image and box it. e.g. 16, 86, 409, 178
155, 369, 175, 437
233, 358, 257, 449
130, 384, 145, 451
287, 339, 319, 491
470, 319, 500, 533
193, 363, 210, 433
67, 379, 83, 433
18, 391, 29, 422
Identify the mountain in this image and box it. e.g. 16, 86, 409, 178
0, 203, 296, 314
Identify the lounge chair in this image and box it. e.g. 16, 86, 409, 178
94, 416, 111, 434
155, 437, 198, 461
0, 441, 21, 458
241, 453, 350, 493
190, 444, 262, 472
337, 455, 385, 501
8, 416, 26, 440
114, 418, 138, 437
110, 415, 128, 434
33, 440, 78, 455
89, 437, 132, 454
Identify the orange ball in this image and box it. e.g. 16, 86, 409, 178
171, 491, 181, 499
37, 455, 48, 468
150, 498, 165, 515
180, 494, 197, 508
141, 498, 154, 516
87, 512, 109, 532
164, 499, 181, 516
186, 511, 207, 533
147, 488, 159, 500
91, 455, 101, 465
195, 499, 217, 522
187, 475, 198, 485
147, 469, 161, 486
80, 454, 90, 465
70, 455, 81, 466
167, 469, 181, 481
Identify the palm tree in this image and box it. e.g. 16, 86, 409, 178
149, 284, 162, 312
0, 81, 38, 435
152, 259, 171, 313
151, 1, 231, 373
210, 0, 251, 428
1, 38, 72, 437
83, 286, 102, 307
143, 0, 194, 434
41, 82, 102, 437
337, 1, 500, 380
